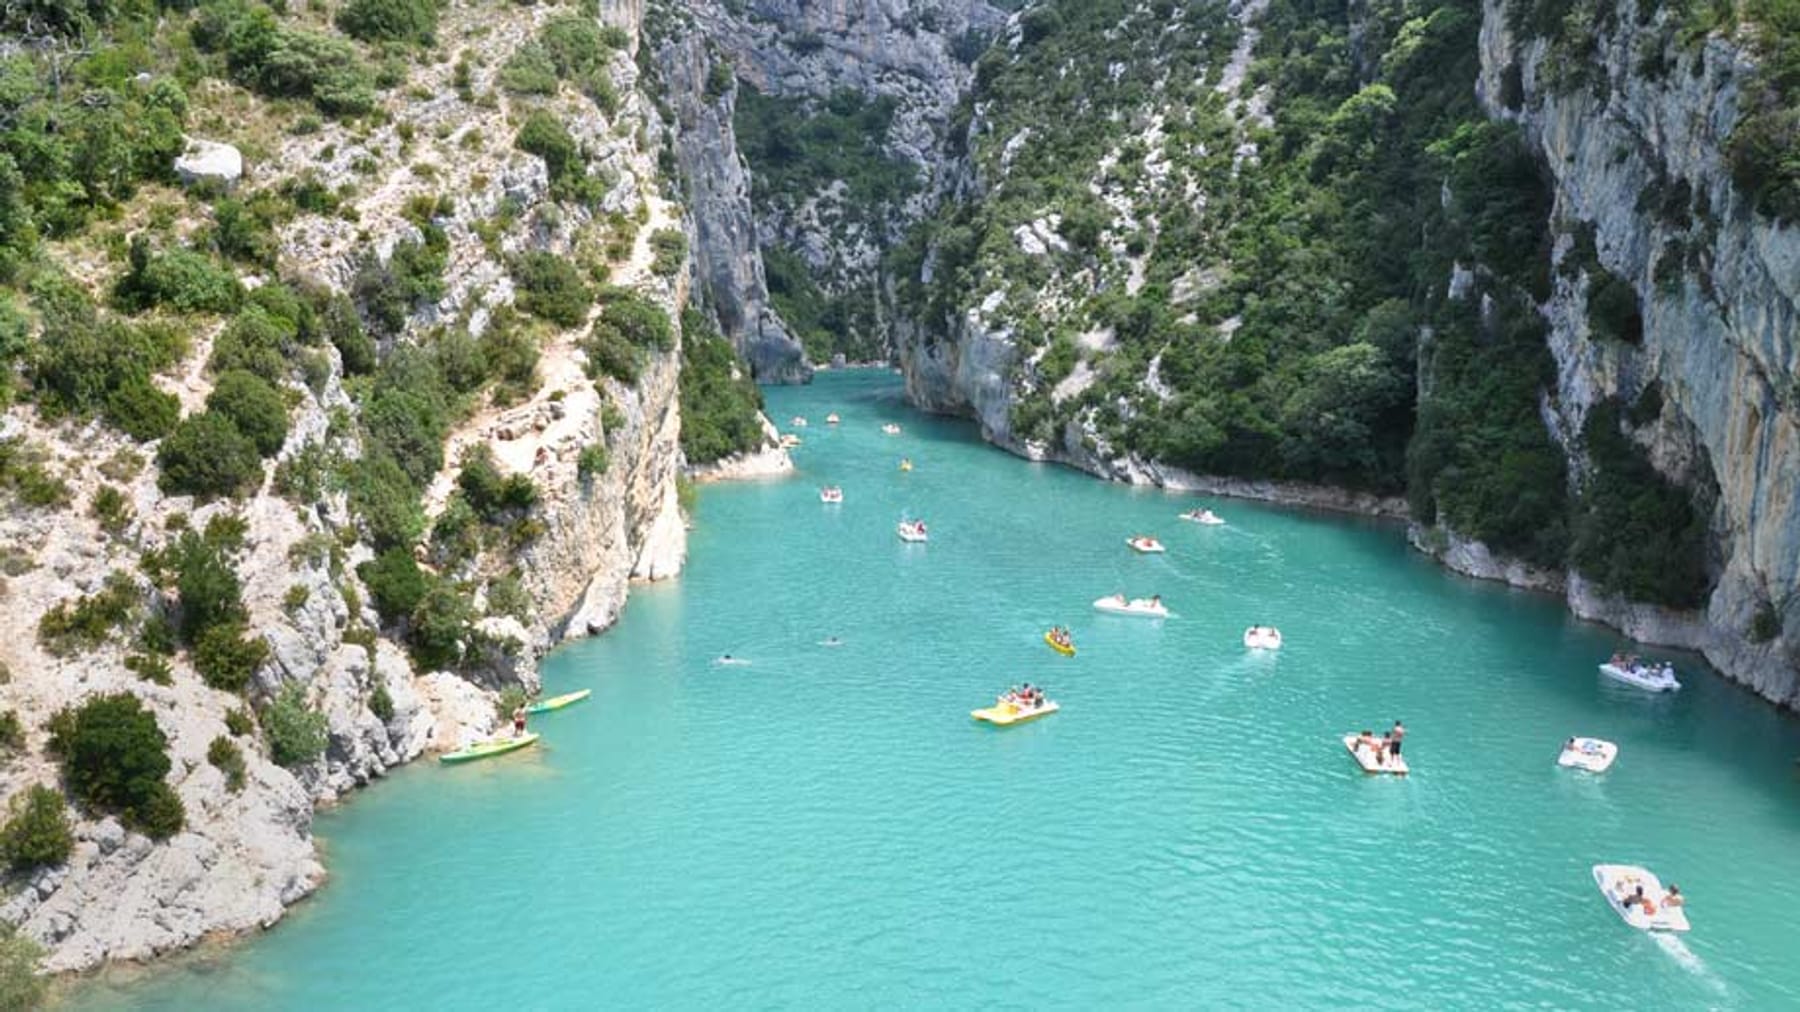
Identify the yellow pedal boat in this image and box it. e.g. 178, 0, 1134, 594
1044, 630, 1075, 656
971, 698, 1060, 726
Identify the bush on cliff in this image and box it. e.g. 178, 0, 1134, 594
0, 924, 45, 1011
335, 0, 437, 45
678, 310, 764, 465
45, 693, 185, 839
206, 370, 290, 457
261, 683, 328, 767
1, 785, 74, 870
1570, 401, 1712, 608
156, 410, 265, 499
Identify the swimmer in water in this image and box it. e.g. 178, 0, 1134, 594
821, 636, 843, 647
715, 653, 749, 666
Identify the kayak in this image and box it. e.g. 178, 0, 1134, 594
1593, 864, 1690, 932
972, 699, 1060, 726
440, 733, 539, 764
526, 690, 591, 715
1342, 733, 1408, 775
1599, 662, 1680, 693
1558, 736, 1618, 773
1092, 596, 1168, 618
1044, 631, 1076, 656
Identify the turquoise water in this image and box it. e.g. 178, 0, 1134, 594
87, 370, 1800, 1008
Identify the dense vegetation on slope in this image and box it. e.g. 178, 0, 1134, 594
887, 0, 1713, 603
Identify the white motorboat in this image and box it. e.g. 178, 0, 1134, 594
1126, 536, 1165, 554
1599, 661, 1680, 693
1180, 508, 1226, 526
1593, 864, 1690, 932
1091, 595, 1168, 618
819, 486, 843, 504
882, 423, 902, 435
1243, 626, 1283, 650
1342, 733, 1408, 775
1558, 737, 1618, 773
897, 520, 929, 543
779, 433, 803, 449
826, 413, 841, 425
790, 416, 808, 427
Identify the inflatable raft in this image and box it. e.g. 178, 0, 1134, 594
1593, 864, 1690, 932
1558, 737, 1618, 773
1342, 734, 1408, 775
1044, 631, 1075, 656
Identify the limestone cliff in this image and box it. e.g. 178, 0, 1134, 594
0, 0, 699, 973
1461, 0, 1800, 705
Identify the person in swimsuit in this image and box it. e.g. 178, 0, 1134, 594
1663, 884, 1684, 908
1388, 720, 1405, 760
511, 705, 527, 738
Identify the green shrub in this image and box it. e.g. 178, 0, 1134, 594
577, 442, 610, 480
45, 692, 184, 838
205, 197, 281, 267
0, 711, 20, 752
456, 445, 538, 519
92, 484, 133, 534
104, 376, 181, 442
261, 682, 328, 767
515, 111, 601, 204
125, 653, 174, 686
582, 319, 641, 383
358, 547, 427, 624
208, 735, 248, 791
368, 683, 395, 723
352, 229, 448, 337
678, 310, 764, 465
409, 581, 471, 671
598, 288, 673, 350
649, 229, 687, 277
157, 411, 265, 498
1570, 401, 1712, 608
485, 574, 531, 622
206, 370, 290, 456
336, 0, 438, 44
500, 44, 559, 95
1587, 269, 1642, 344
346, 453, 427, 550
114, 239, 244, 315
194, 1, 376, 116
1749, 603, 1782, 642
510, 251, 592, 327
37, 571, 140, 655
225, 707, 255, 737
1, 786, 73, 871
193, 623, 268, 692
0, 924, 45, 1012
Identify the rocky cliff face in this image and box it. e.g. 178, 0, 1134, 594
658, 32, 811, 382
666, 0, 1005, 364
0, 0, 701, 972
1465, 0, 1800, 705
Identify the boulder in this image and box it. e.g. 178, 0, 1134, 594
174, 138, 243, 188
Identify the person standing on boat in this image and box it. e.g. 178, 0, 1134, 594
512, 704, 528, 738
1387, 720, 1405, 762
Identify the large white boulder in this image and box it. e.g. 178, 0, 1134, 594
174, 138, 243, 188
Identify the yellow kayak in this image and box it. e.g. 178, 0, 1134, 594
526, 689, 591, 714
971, 699, 1060, 726
899, 459, 914, 472
440, 733, 539, 764
1044, 631, 1075, 656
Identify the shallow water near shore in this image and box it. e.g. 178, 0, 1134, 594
80, 370, 1800, 1008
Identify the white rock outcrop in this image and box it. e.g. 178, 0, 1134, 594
173, 138, 243, 188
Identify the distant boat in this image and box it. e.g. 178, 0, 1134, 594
1342, 733, 1407, 775
897, 520, 928, 543
441, 734, 539, 764
1593, 864, 1690, 932
819, 486, 843, 504
1179, 508, 1225, 525
1243, 626, 1282, 650
1127, 535, 1165, 554
882, 423, 902, 436
1092, 595, 1167, 618
826, 413, 841, 425
790, 416, 808, 427
1599, 660, 1680, 693
972, 694, 1059, 726
899, 458, 913, 472
525, 690, 591, 715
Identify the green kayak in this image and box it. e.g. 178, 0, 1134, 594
525, 689, 592, 714
439, 733, 539, 764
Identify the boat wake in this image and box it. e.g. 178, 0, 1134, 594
1652, 934, 1728, 997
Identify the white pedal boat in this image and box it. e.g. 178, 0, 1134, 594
1092, 595, 1168, 618
779, 433, 802, 449
1126, 536, 1165, 554
790, 416, 808, 427
826, 413, 841, 425
1599, 662, 1680, 693
1593, 864, 1689, 932
1180, 508, 1225, 526
1558, 737, 1618, 773
881, 423, 902, 435
897, 521, 928, 543
1243, 626, 1283, 650
819, 486, 843, 504
1342, 734, 1408, 775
